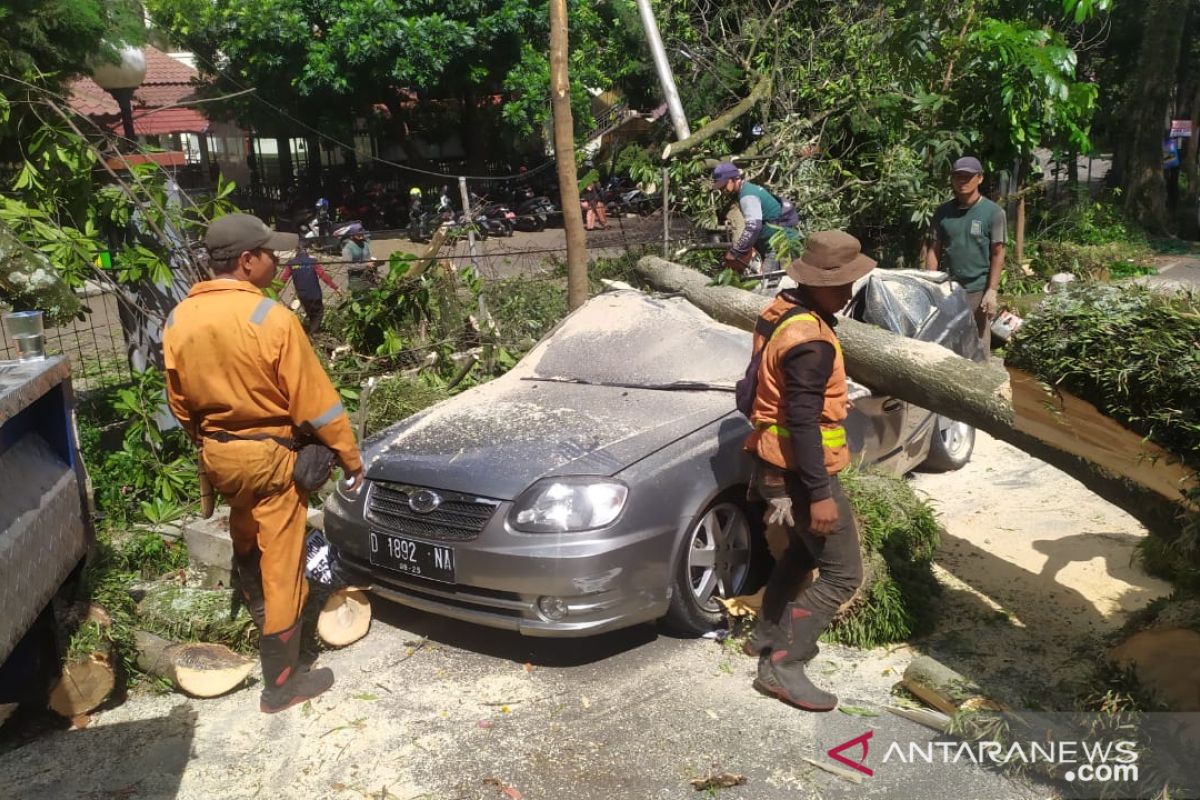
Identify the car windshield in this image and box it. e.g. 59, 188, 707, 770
515, 291, 751, 390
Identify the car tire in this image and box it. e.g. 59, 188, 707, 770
921, 415, 976, 471
663, 492, 763, 636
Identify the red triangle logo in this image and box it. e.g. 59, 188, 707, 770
827, 730, 874, 777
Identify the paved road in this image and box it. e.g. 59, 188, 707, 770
0, 599, 1045, 800
1142, 255, 1200, 291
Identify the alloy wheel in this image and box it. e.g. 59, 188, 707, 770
938, 416, 973, 459
685, 502, 752, 611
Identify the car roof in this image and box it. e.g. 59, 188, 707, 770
516, 290, 751, 389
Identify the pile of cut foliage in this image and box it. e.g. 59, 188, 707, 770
826, 467, 942, 648
1006, 283, 1200, 588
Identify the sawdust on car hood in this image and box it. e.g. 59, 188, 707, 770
366, 291, 753, 500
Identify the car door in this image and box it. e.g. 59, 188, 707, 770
844, 379, 907, 474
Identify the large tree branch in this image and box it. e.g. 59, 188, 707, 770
634, 255, 1196, 536
662, 75, 773, 161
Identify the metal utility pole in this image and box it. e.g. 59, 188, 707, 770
457, 176, 480, 275
549, 0, 588, 311
634, 0, 690, 141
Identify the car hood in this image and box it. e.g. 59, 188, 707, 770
365, 376, 735, 500
363, 291, 754, 500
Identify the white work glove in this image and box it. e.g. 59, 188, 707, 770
981, 288, 999, 317
766, 496, 795, 529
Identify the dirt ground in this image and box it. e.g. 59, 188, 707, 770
907, 432, 1172, 708
0, 432, 1171, 800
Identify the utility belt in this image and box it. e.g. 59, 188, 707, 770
201, 428, 337, 493
202, 429, 304, 451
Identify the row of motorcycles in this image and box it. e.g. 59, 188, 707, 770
294, 175, 656, 252
406, 186, 562, 244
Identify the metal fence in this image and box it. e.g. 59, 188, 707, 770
4, 205, 710, 393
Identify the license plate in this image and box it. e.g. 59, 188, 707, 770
368, 531, 455, 583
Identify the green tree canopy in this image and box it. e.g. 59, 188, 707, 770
0, 0, 144, 88
654, 0, 1111, 261
145, 0, 656, 155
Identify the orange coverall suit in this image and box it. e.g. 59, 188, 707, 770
163, 280, 362, 635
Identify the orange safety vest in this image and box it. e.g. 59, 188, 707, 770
743, 295, 850, 475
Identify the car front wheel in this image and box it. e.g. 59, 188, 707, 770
663, 494, 760, 636
921, 415, 975, 471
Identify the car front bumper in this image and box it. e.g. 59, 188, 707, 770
324, 484, 676, 637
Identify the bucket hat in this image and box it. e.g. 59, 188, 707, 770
787, 230, 877, 287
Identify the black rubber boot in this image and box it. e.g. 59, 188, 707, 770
259, 622, 334, 714
743, 542, 817, 657
743, 618, 783, 656
752, 604, 836, 712
233, 551, 266, 632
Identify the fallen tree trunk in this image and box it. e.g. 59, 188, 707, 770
134, 630, 254, 698
132, 582, 255, 647
634, 256, 1194, 535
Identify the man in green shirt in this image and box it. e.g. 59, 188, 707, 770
341, 227, 377, 293
712, 162, 802, 276
925, 156, 1006, 349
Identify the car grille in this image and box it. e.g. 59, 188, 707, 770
366, 482, 500, 542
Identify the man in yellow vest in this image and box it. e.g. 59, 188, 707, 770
742, 230, 875, 711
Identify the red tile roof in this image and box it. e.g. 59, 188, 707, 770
69, 46, 212, 135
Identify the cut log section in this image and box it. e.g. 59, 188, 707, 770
901, 655, 1005, 715
134, 630, 254, 698
317, 588, 372, 647
47, 650, 115, 718
48, 602, 116, 718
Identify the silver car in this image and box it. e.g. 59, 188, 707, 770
323, 272, 982, 637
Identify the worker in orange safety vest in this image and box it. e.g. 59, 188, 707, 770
741, 230, 875, 712
164, 213, 364, 714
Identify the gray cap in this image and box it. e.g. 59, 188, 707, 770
205, 213, 298, 261
952, 156, 983, 175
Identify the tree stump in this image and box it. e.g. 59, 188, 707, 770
47, 603, 115, 718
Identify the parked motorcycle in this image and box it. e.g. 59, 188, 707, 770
471, 195, 516, 237
602, 176, 657, 217
515, 194, 560, 228
299, 199, 346, 253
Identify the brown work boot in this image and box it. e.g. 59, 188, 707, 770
259, 622, 334, 714
752, 604, 836, 712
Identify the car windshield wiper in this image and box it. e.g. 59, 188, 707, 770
522, 376, 735, 392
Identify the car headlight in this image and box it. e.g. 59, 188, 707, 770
509, 478, 629, 533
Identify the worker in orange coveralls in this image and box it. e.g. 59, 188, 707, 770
163, 213, 364, 714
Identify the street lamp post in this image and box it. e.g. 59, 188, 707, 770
91, 45, 147, 146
